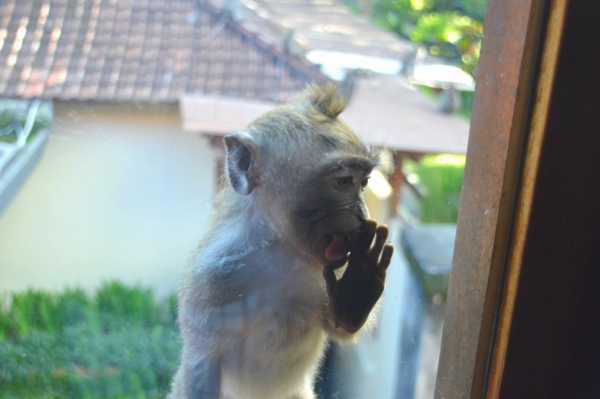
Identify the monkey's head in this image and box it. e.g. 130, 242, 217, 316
224, 83, 379, 267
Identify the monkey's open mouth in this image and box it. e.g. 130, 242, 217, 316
324, 234, 350, 262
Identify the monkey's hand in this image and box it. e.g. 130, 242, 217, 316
323, 220, 394, 333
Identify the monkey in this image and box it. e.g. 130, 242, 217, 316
168, 83, 394, 399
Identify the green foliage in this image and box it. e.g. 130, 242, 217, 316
370, 0, 485, 75
459, 0, 487, 21
411, 12, 482, 74
404, 154, 465, 223
0, 282, 180, 399
371, 0, 424, 38
457, 89, 474, 119
95, 282, 161, 330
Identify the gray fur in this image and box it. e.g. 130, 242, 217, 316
168, 83, 383, 399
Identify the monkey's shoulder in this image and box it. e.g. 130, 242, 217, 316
192, 237, 317, 277
184, 242, 326, 316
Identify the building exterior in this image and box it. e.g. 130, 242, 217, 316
0, 0, 321, 296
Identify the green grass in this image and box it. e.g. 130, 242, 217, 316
457, 90, 474, 120
0, 282, 180, 399
404, 154, 466, 223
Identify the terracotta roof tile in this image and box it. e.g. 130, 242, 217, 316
0, 0, 323, 103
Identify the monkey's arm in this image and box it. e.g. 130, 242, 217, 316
323, 220, 393, 334
179, 355, 221, 399
175, 321, 222, 399
175, 295, 223, 399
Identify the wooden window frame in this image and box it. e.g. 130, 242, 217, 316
434, 1, 600, 398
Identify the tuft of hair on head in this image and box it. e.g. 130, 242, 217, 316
305, 82, 346, 119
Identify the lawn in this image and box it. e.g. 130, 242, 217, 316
404, 153, 466, 223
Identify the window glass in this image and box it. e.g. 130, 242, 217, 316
0, 0, 485, 397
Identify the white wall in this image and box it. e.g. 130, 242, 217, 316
0, 102, 215, 297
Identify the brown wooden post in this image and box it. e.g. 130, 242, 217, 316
436, 0, 600, 397
388, 151, 404, 217
489, 1, 600, 397
434, 0, 550, 397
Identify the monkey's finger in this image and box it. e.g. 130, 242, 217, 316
323, 266, 338, 294
369, 225, 389, 263
360, 220, 378, 252
348, 220, 376, 264
378, 244, 394, 272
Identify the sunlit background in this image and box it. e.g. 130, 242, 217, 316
0, 0, 485, 397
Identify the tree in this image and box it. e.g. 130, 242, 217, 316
369, 0, 486, 75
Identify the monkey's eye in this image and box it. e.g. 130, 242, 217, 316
336, 176, 353, 189
360, 177, 370, 190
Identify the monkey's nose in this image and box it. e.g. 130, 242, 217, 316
355, 201, 369, 222
355, 208, 368, 223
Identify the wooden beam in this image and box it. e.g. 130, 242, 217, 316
486, 1, 568, 396
389, 151, 404, 217
492, 1, 600, 397
434, 0, 549, 397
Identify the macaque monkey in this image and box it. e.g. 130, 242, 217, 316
168, 83, 394, 399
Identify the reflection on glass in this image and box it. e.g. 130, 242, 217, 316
0, 0, 483, 397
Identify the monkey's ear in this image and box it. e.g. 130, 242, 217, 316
224, 132, 261, 195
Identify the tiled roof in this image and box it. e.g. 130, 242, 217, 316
0, 0, 324, 103
215, 0, 414, 61
181, 75, 470, 154
342, 76, 469, 154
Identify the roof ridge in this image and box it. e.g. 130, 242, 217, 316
198, 0, 325, 83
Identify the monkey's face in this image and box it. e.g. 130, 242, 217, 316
282, 154, 375, 267
223, 83, 379, 267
